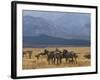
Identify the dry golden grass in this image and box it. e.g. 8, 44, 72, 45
22, 47, 90, 69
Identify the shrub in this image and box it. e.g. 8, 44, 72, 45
84, 54, 91, 59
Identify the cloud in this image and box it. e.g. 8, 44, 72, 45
23, 10, 90, 40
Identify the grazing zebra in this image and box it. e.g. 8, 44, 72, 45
35, 49, 49, 60
54, 52, 63, 64
35, 48, 78, 65
23, 50, 33, 59
62, 51, 78, 64
47, 51, 55, 64
35, 48, 62, 64
35, 54, 40, 60
47, 48, 63, 64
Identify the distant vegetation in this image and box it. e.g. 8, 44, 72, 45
84, 54, 91, 59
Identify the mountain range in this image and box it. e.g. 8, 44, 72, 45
23, 15, 90, 40
23, 34, 90, 48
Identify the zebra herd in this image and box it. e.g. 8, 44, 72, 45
23, 48, 78, 65
35, 48, 78, 64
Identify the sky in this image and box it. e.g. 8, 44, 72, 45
23, 10, 91, 40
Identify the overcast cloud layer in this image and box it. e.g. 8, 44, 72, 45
23, 10, 91, 40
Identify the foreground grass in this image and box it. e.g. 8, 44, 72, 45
22, 47, 90, 69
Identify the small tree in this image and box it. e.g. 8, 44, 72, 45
84, 54, 91, 59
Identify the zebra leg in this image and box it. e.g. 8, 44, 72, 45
55, 58, 57, 64
47, 58, 50, 64
66, 58, 68, 63
57, 59, 59, 64
68, 58, 73, 64
54, 58, 56, 64
72, 58, 74, 64
52, 58, 54, 64
75, 58, 77, 64
51, 58, 53, 64
57, 58, 60, 64
60, 58, 62, 64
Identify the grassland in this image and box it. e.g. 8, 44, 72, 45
22, 47, 90, 69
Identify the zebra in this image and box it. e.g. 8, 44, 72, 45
62, 51, 78, 64
23, 50, 33, 59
